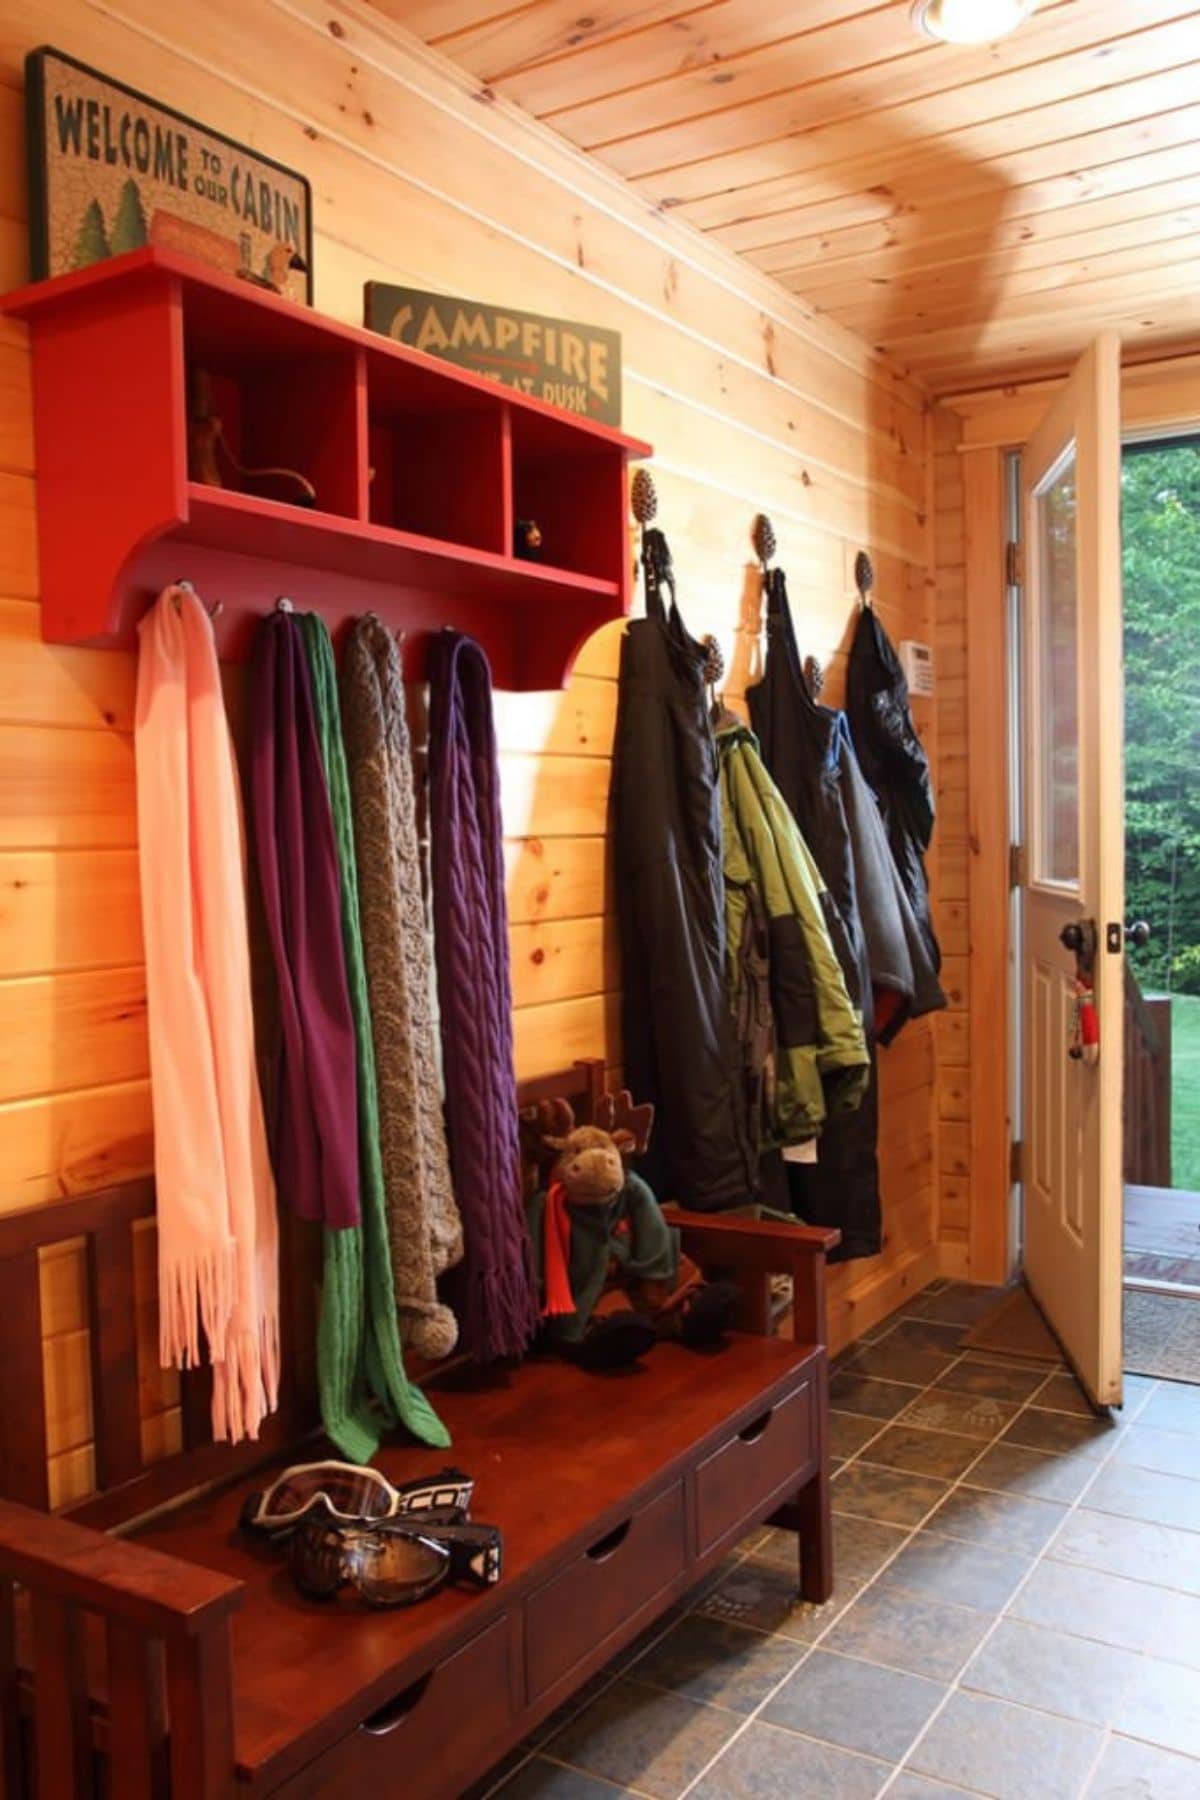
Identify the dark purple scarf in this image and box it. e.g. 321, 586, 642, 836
427, 631, 538, 1360
250, 612, 360, 1229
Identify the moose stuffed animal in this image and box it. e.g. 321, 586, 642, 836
524, 1090, 739, 1371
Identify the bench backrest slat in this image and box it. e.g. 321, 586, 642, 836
88, 1222, 143, 1490
0, 1245, 48, 1511
0, 1579, 23, 1799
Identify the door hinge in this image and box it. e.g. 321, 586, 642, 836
1010, 1139, 1024, 1184
1008, 842, 1026, 889
1005, 539, 1024, 587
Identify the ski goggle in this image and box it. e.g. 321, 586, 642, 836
239, 1461, 475, 1536
289, 1511, 503, 1608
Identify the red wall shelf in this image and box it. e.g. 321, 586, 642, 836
2, 248, 651, 689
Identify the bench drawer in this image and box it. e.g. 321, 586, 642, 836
694, 1380, 814, 1555
525, 1482, 685, 1700
272, 1613, 512, 1799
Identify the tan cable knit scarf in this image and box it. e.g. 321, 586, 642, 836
340, 615, 463, 1358
134, 585, 279, 1443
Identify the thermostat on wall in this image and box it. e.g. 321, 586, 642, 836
900, 639, 935, 697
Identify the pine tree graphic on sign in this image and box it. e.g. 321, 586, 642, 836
110, 178, 148, 255
72, 198, 111, 269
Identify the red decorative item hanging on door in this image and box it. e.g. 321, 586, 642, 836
1069, 973, 1100, 1065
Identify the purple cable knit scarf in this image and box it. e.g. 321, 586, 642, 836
250, 612, 360, 1229
427, 631, 539, 1361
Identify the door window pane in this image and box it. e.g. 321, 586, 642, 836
1035, 450, 1079, 884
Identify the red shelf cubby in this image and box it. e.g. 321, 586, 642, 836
510, 405, 627, 587
2, 248, 651, 689
366, 353, 508, 552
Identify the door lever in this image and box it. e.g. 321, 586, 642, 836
1059, 920, 1096, 962
1105, 920, 1151, 954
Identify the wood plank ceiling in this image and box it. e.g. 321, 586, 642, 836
374, 0, 1200, 391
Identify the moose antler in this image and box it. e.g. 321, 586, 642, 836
518, 1096, 577, 1168
594, 1089, 654, 1157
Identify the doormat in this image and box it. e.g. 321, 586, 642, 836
1123, 1186, 1200, 1289
1125, 1250, 1200, 1287
1124, 1289, 1200, 1382
960, 1285, 1061, 1363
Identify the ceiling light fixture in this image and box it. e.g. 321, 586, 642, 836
910, 0, 1038, 45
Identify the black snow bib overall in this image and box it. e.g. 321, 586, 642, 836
613, 530, 758, 1211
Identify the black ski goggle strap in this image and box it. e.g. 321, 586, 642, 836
289, 1514, 504, 1608
239, 1462, 475, 1535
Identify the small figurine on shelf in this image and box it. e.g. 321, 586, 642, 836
513, 518, 543, 561
524, 1091, 739, 1371
238, 242, 310, 296
186, 367, 318, 509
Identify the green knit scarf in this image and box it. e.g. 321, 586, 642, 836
301, 613, 449, 1458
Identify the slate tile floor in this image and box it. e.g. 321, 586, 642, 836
476, 1281, 1200, 1799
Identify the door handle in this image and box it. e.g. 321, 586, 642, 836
1104, 920, 1152, 953
1059, 920, 1096, 962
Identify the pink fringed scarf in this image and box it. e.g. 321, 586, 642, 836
135, 585, 280, 1443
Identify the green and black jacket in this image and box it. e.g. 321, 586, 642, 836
716, 715, 869, 1151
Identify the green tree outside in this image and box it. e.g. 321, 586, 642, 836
1123, 444, 1200, 992
109, 178, 148, 256
1123, 443, 1200, 1189
1171, 997, 1200, 1192
71, 197, 111, 269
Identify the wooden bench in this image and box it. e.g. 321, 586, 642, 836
0, 1061, 836, 1799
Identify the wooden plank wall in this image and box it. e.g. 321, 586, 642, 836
930, 405, 1007, 1286
0, 0, 940, 1507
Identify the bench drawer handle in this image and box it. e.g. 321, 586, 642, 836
738, 1408, 773, 1445
586, 1518, 632, 1561
360, 1671, 433, 1736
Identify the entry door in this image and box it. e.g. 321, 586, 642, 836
1020, 334, 1124, 1409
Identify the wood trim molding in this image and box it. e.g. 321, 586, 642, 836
940, 347, 1200, 448
962, 446, 1012, 1286
939, 1241, 971, 1282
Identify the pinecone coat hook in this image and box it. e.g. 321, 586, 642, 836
855, 549, 875, 610
631, 467, 673, 606
753, 512, 777, 574
701, 632, 725, 701
631, 468, 657, 543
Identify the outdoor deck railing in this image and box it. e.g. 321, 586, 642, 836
1124, 964, 1172, 1189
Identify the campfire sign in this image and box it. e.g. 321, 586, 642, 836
365, 283, 622, 426
25, 46, 313, 302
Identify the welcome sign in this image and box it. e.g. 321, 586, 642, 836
365, 283, 622, 426
25, 46, 313, 302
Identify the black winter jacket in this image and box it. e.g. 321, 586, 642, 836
847, 606, 941, 975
